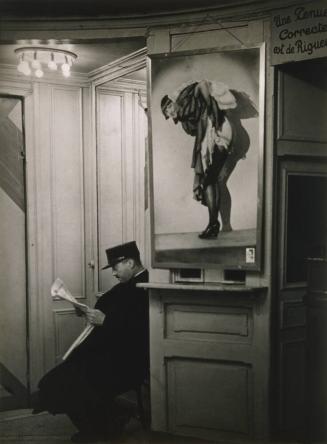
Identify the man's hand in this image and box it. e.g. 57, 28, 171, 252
74, 307, 85, 317
85, 308, 105, 326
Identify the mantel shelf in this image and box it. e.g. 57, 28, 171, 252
137, 282, 267, 293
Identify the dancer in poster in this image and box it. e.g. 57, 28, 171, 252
161, 80, 257, 239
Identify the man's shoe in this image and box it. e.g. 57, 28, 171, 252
31, 398, 46, 415
32, 407, 45, 414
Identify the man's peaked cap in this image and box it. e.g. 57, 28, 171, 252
102, 241, 140, 270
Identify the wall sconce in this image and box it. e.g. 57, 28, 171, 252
15, 47, 77, 78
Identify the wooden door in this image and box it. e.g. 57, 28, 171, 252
31, 83, 91, 375
276, 159, 327, 435
0, 96, 28, 410
275, 58, 327, 437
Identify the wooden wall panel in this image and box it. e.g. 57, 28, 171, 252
53, 309, 86, 363
277, 61, 327, 144
281, 301, 306, 329
166, 304, 252, 343
167, 358, 252, 439
97, 91, 123, 292
51, 86, 85, 298
149, 286, 266, 442
279, 340, 306, 431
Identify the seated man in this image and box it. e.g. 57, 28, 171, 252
33, 241, 149, 443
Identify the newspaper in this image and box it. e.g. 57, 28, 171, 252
61, 324, 94, 360
51, 278, 88, 312
51, 278, 94, 360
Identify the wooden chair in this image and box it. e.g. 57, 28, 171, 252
134, 382, 150, 428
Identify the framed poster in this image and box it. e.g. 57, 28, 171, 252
148, 44, 265, 270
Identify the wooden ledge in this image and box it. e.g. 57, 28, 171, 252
137, 282, 266, 293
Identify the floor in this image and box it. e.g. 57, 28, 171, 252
0, 409, 306, 444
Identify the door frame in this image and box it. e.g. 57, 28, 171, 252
0, 93, 29, 409
0, 47, 147, 394
275, 158, 327, 435
273, 58, 327, 436
0, 81, 44, 395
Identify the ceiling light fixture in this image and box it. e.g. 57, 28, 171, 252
15, 47, 77, 78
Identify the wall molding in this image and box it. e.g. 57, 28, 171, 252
0, 0, 302, 38
89, 47, 147, 86
98, 78, 146, 94
0, 78, 32, 96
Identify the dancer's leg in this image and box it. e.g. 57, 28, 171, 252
198, 185, 220, 239
218, 156, 237, 232
205, 184, 218, 225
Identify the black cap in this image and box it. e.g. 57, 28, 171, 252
102, 241, 140, 270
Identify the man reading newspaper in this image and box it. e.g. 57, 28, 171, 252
33, 241, 149, 443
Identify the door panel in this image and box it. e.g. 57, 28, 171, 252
0, 97, 28, 410
96, 82, 147, 293
42, 85, 87, 367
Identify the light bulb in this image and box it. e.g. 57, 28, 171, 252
21, 61, 31, 75
17, 53, 30, 74
31, 52, 41, 69
35, 68, 44, 78
62, 55, 70, 73
62, 63, 70, 72
17, 61, 26, 73
17, 53, 25, 72
48, 53, 57, 70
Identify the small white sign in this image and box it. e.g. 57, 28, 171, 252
246, 247, 256, 264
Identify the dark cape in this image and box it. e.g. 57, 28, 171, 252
36, 270, 149, 415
